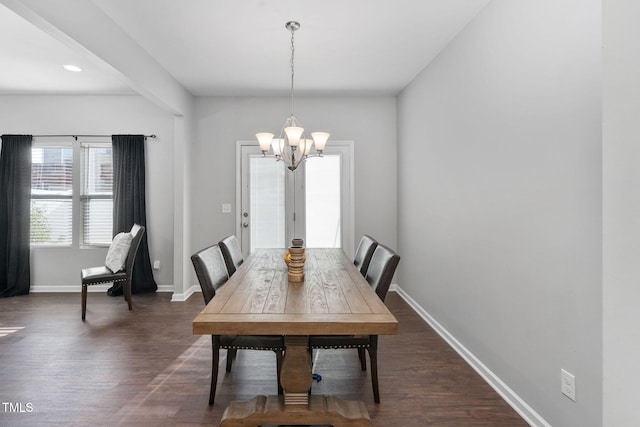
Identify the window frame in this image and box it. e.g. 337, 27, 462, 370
79, 141, 113, 248
30, 138, 113, 249
30, 141, 75, 248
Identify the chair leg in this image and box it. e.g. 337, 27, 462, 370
368, 348, 380, 403
275, 349, 284, 395
307, 348, 312, 396
358, 348, 367, 371
226, 348, 237, 372
124, 280, 132, 310
210, 345, 219, 405
81, 284, 88, 321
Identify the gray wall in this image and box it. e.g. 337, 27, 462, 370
0, 95, 176, 291
190, 96, 397, 284
397, 1, 602, 426
603, 0, 640, 425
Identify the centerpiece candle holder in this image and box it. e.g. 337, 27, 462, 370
285, 239, 306, 282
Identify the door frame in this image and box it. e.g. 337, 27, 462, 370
235, 140, 355, 258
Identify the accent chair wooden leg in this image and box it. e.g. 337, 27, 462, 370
211, 344, 219, 405
124, 280, 132, 310
367, 348, 380, 403
275, 349, 284, 395
81, 284, 87, 321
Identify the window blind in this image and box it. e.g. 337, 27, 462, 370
305, 155, 342, 248
81, 143, 113, 245
30, 146, 73, 245
250, 156, 286, 249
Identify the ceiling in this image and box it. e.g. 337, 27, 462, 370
0, 0, 489, 97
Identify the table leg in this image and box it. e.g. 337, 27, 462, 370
219, 335, 372, 427
281, 335, 313, 405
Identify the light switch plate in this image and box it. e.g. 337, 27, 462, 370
222, 203, 232, 213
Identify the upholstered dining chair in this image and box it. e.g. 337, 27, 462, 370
310, 244, 400, 403
191, 244, 284, 405
353, 235, 378, 276
218, 235, 244, 277
81, 224, 145, 321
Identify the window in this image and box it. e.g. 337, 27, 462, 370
30, 140, 113, 247
30, 146, 73, 245
81, 143, 113, 245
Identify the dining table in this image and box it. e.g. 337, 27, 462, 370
193, 247, 398, 427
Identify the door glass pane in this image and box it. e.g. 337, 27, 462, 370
250, 156, 285, 250
305, 155, 341, 248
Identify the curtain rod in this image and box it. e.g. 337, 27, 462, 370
31, 134, 157, 140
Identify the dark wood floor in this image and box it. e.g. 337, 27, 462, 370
0, 291, 527, 426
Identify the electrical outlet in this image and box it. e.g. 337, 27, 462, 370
561, 369, 576, 401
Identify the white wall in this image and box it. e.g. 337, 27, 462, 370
190, 96, 397, 288
603, 0, 640, 425
0, 95, 175, 292
397, 1, 601, 426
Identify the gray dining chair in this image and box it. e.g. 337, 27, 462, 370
80, 224, 145, 320
191, 244, 284, 405
310, 244, 400, 403
353, 235, 378, 276
218, 235, 244, 276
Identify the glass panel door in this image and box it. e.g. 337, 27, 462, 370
249, 155, 286, 250
239, 141, 353, 256
241, 145, 287, 255
304, 155, 342, 248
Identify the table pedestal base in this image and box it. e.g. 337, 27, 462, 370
220, 395, 371, 427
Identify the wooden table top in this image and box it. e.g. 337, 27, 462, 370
193, 248, 398, 336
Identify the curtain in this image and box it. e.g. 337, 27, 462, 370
110, 134, 157, 294
0, 135, 32, 297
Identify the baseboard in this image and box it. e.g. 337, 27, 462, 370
30, 284, 174, 293
392, 285, 550, 427
171, 285, 199, 302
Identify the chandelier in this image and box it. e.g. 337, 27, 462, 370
256, 21, 330, 172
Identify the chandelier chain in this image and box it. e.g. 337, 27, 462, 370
290, 25, 295, 116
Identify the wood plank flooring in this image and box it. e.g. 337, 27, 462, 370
0, 291, 527, 426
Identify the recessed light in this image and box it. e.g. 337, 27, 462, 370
63, 64, 82, 72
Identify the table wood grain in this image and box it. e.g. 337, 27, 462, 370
193, 248, 398, 337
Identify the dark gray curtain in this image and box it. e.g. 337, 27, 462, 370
111, 134, 157, 294
0, 135, 32, 297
